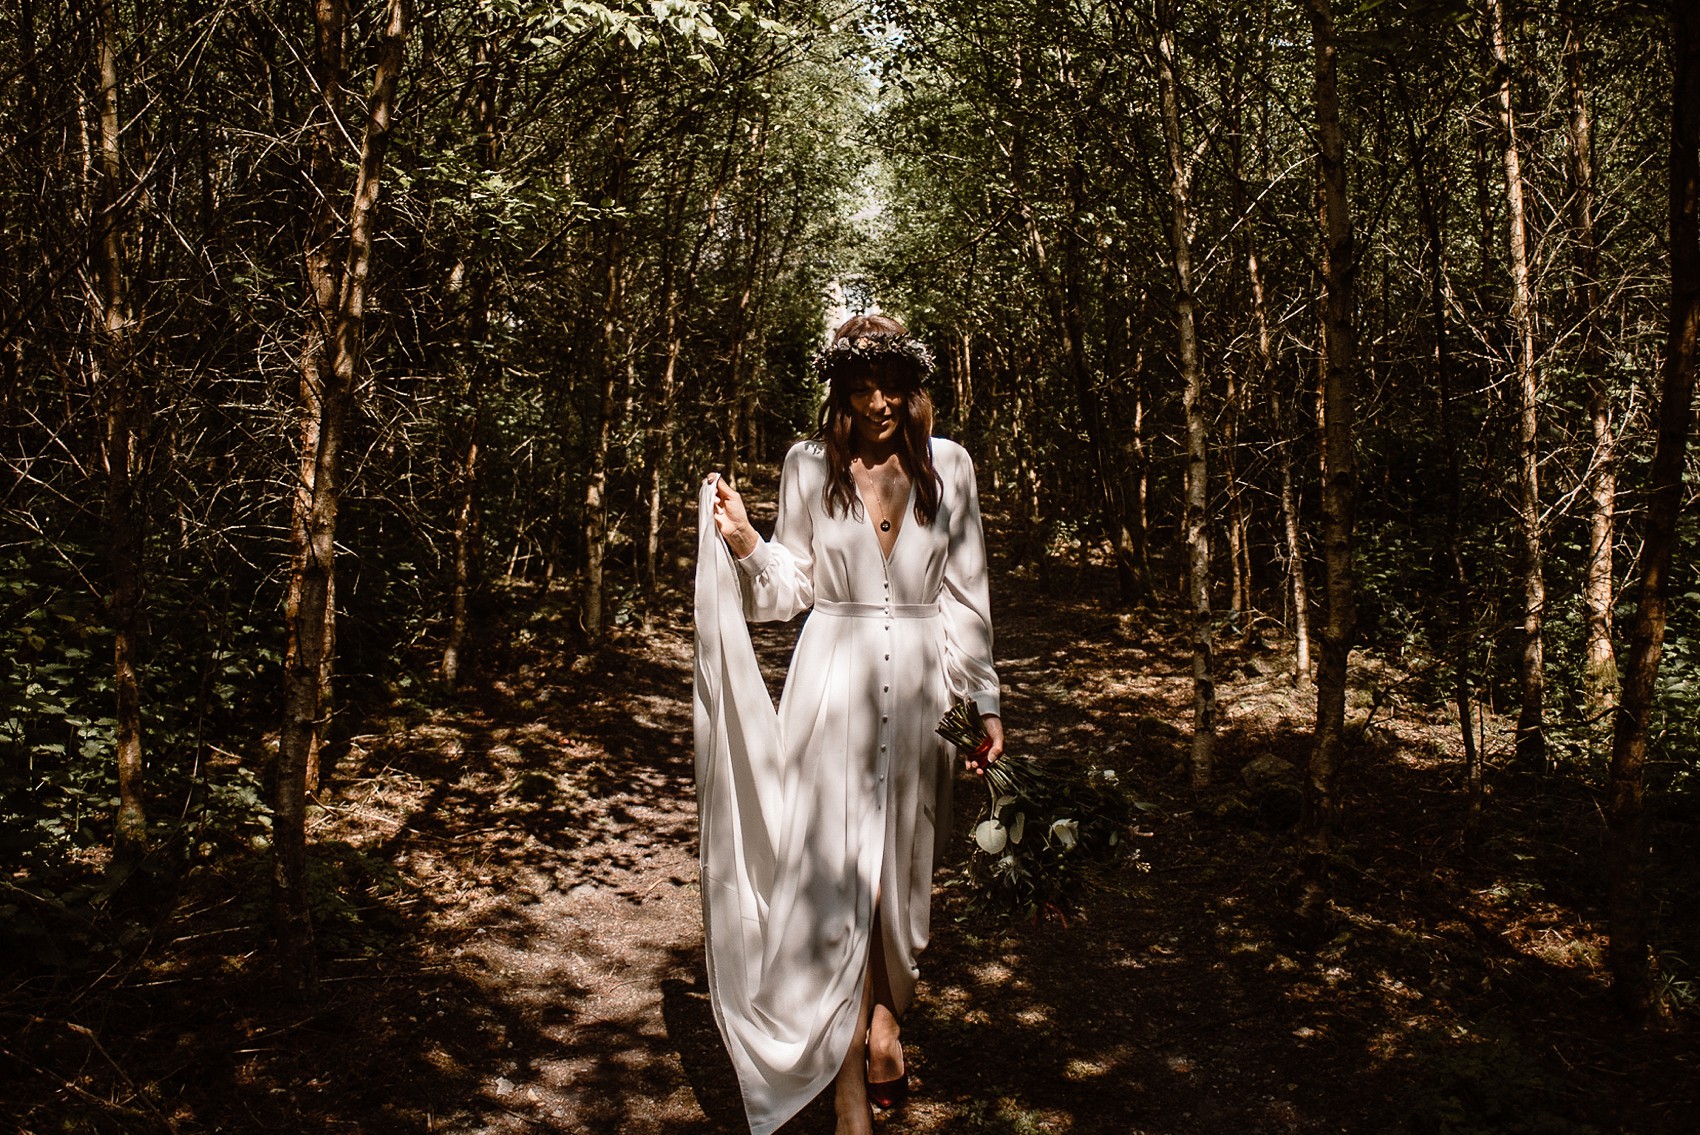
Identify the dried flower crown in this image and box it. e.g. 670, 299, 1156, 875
809, 331, 935, 382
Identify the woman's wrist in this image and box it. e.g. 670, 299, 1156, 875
728, 527, 759, 559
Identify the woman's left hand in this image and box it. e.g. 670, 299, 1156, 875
966, 713, 1004, 775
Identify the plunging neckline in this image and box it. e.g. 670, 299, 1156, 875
855, 467, 914, 563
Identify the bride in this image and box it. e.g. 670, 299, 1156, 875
695, 313, 1003, 1133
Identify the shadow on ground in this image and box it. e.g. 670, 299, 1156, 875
3, 491, 1696, 1134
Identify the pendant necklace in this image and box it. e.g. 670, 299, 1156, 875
856, 460, 894, 532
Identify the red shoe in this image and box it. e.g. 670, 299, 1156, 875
865, 1072, 907, 1110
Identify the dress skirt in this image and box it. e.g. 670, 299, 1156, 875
693, 440, 999, 1134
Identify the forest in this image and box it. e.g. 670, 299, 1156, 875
2, 0, 1697, 1131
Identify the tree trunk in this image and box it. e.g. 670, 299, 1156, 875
1257, 243, 1310, 685
92, 0, 146, 864
1296, 0, 1360, 932
1102, 274, 1153, 602
1608, 0, 1700, 1025
1275, 388, 1311, 686
1224, 361, 1250, 632
1488, 0, 1547, 766
1563, 1, 1619, 712
1061, 164, 1126, 595
1157, 1, 1214, 789
276, 0, 407, 994
646, 118, 737, 591
442, 26, 501, 690
1225, 83, 1258, 636
442, 393, 480, 688
1128, 339, 1155, 595
1105, 305, 1156, 598
1395, 66, 1482, 827
724, 102, 772, 482
581, 64, 628, 645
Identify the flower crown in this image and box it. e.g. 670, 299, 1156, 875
809, 331, 935, 382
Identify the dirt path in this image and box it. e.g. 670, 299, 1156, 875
282, 565, 1693, 1135
7, 536, 1696, 1134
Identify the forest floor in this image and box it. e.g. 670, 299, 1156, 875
5, 492, 1699, 1134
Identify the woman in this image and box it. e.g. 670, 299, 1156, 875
693, 313, 1003, 1135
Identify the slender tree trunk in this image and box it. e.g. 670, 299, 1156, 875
1106, 307, 1156, 602
276, 0, 406, 993
646, 124, 735, 589
1101, 274, 1150, 602
1105, 311, 1156, 596
442, 391, 479, 687
1224, 362, 1250, 631
1563, 2, 1619, 712
1395, 67, 1482, 826
92, 0, 146, 863
1608, 1, 1700, 1025
724, 102, 771, 482
1296, 0, 1360, 931
581, 64, 628, 644
643, 328, 679, 588
442, 26, 501, 690
1255, 243, 1311, 684
956, 331, 975, 440
1488, 0, 1547, 766
1157, 1, 1214, 788
642, 167, 691, 595
1225, 86, 1258, 636
1276, 392, 1311, 684
6, 0, 36, 452
1045, 158, 1135, 602
1129, 340, 1155, 593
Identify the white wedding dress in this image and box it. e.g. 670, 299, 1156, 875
693, 438, 999, 1134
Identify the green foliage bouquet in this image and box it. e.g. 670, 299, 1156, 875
936, 700, 1141, 922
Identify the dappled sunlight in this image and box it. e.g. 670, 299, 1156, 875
9, 511, 1693, 1133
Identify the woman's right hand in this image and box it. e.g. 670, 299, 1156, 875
707, 473, 759, 559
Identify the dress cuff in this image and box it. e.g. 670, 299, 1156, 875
967, 689, 1001, 718
734, 538, 771, 577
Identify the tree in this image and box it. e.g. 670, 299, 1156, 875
276, 0, 409, 993
1607, 0, 1699, 1025
1562, 0, 1619, 713
1156, 0, 1215, 788
89, 0, 147, 864
1487, 0, 1547, 766
1295, 0, 1360, 932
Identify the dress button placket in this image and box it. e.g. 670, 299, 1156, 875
878, 560, 893, 793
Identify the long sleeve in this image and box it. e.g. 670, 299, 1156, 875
938, 445, 1000, 716
735, 442, 816, 622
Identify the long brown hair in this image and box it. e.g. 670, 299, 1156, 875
817, 314, 942, 526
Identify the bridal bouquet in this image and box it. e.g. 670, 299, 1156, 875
936, 700, 1140, 922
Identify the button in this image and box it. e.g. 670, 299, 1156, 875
883, 685, 889, 692
880, 745, 887, 752
881, 715, 888, 722
884, 654, 890, 660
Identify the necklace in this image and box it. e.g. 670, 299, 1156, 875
853, 459, 896, 533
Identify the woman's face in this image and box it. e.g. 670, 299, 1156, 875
846, 372, 905, 450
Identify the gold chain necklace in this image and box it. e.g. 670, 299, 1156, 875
853, 459, 897, 533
